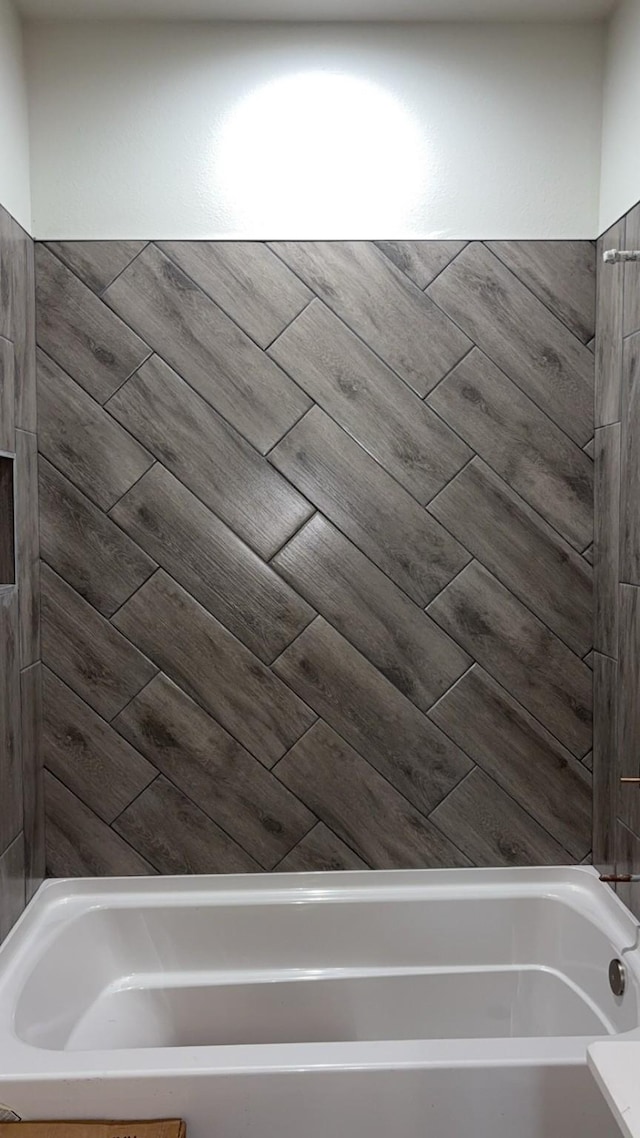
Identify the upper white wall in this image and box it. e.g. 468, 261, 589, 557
599, 0, 640, 233
0, 0, 31, 229
25, 20, 604, 239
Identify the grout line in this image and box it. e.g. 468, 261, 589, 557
263, 297, 316, 353
98, 242, 150, 296
267, 510, 318, 565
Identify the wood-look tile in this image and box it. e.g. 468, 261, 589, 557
15, 430, 40, 667
35, 245, 150, 404
269, 406, 470, 605
584, 437, 595, 459
624, 204, 640, 337
104, 243, 311, 453
0, 833, 25, 941
114, 776, 260, 874
12, 227, 36, 433
582, 750, 593, 771
41, 564, 157, 721
593, 652, 617, 871
427, 347, 593, 551
113, 570, 315, 767
615, 821, 640, 918
37, 349, 154, 511
374, 240, 467, 288
428, 457, 593, 656
45, 241, 147, 294
114, 672, 316, 869
594, 424, 620, 656
158, 241, 312, 349
20, 662, 44, 900
0, 207, 15, 342
43, 668, 156, 824
111, 464, 313, 663
275, 721, 470, 869
107, 355, 312, 560
618, 585, 640, 838
485, 241, 595, 343
276, 822, 368, 872
430, 768, 571, 866
273, 514, 470, 710
39, 457, 156, 617
584, 650, 595, 669
583, 544, 594, 565
269, 241, 472, 395
269, 299, 471, 503
0, 337, 14, 453
45, 770, 155, 876
620, 335, 640, 583
428, 664, 591, 858
427, 242, 594, 446
0, 588, 22, 852
427, 561, 592, 757
273, 617, 472, 815
596, 220, 624, 425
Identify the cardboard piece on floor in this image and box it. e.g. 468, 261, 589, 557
0, 1122, 185, 1138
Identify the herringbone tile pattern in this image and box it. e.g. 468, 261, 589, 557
36, 239, 595, 874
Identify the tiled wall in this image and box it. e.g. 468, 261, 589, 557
0, 205, 43, 938
594, 206, 640, 917
36, 239, 594, 875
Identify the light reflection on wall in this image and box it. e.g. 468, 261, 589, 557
215, 71, 430, 237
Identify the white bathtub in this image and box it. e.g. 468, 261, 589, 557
0, 867, 638, 1138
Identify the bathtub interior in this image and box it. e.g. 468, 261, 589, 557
10, 878, 640, 1053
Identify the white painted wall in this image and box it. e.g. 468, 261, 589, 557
25, 20, 604, 239
0, 0, 31, 230
599, 0, 640, 233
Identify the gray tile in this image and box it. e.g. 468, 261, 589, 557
269, 241, 472, 395
112, 570, 315, 768
615, 821, 640, 918
582, 750, 593, 771
0, 206, 16, 342
428, 457, 592, 657
273, 617, 472, 815
104, 243, 311, 452
428, 665, 591, 858
45, 770, 155, 876
374, 240, 467, 288
37, 348, 154, 511
21, 662, 43, 900
485, 241, 595, 343
427, 347, 593, 551
12, 229, 36, 434
274, 721, 470, 869
39, 456, 156, 617
0, 337, 14, 453
596, 220, 624, 426
430, 768, 571, 866
427, 561, 592, 758
584, 437, 595, 459
276, 822, 368, 872
0, 588, 22, 852
583, 544, 594, 565
36, 244, 150, 404
45, 241, 147, 294
114, 776, 260, 874
594, 425, 620, 656
273, 514, 470, 710
15, 430, 40, 668
0, 833, 25, 941
428, 242, 593, 446
269, 406, 470, 605
158, 240, 312, 349
114, 672, 316, 870
41, 563, 157, 721
269, 299, 471, 503
111, 463, 313, 663
593, 653, 617, 871
43, 667, 156, 824
620, 334, 640, 583
107, 354, 312, 560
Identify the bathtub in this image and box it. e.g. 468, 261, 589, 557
0, 866, 638, 1138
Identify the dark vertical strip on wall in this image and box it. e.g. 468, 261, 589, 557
36, 238, 595, 876
0, 205, 43, 940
